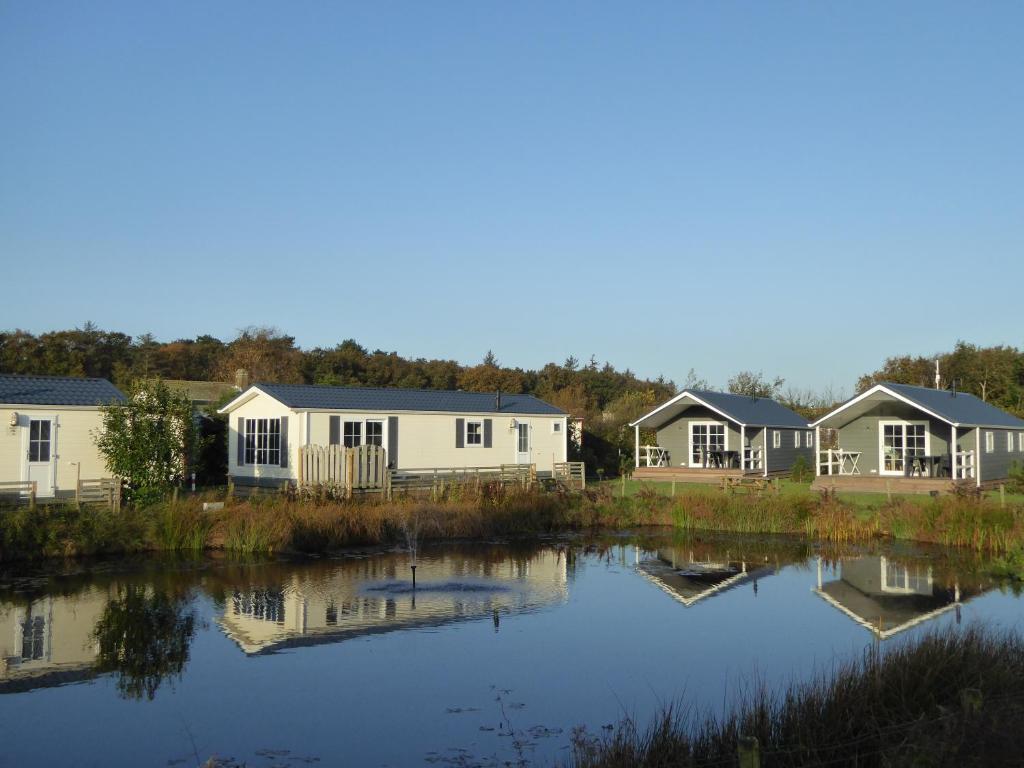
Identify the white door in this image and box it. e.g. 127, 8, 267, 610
516, 422, 531, 464
25, 418, 56, 497
879, 421, 927, 476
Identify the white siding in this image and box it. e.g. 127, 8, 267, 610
0, 406, 109, 493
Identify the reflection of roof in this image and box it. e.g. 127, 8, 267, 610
637, 559, 773, 607
813, 581, 963, 639
0, 374, 125, 406
0, 664, 97, 694
221, 382, 566, 415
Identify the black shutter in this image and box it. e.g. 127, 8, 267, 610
329, 415, 340, 446
237, 417, 246, 466
483, 418, 493, 448
279, 416, 289, 468
387, 416, 399, 468
455, 418, 465, 448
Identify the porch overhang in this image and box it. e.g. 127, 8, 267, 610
811, 384, 955, 430
630, 391, 742, 431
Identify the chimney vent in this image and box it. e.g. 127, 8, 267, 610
235, 369, 250, 391
495, 389, 502, 411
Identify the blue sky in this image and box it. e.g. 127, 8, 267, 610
1, 2, 1021, 395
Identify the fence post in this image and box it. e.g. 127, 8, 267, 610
113, 477, 121, 513
999, 484, 1006, 509
738, 735, 760, 768
885, 480, 892, 503
29, 481, 37, 511
345, 449, 354, 500
227, 475, 235, 501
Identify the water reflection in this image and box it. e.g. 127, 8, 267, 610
218, 548, 569, 655
813, 555, 988, 640
637, 546, 777, 606
93, 586, 198, 700
0, 589, 108, 692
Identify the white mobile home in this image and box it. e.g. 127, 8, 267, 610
0, 374, 125, 499
217, 383, 569, 487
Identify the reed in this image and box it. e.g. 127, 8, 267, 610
570, 626, 1024, 768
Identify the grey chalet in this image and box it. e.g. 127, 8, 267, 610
811, 382, 1024, 491
629, 389, 813, 479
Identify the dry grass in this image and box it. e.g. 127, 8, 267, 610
570, 626, 1024, 768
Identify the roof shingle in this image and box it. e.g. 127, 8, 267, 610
0, 374, 126, 406
249, 382, 565, 415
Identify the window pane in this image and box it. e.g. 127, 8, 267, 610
366, 421, 383, 447
29, 442, 39, 462
29, 420, 39, 440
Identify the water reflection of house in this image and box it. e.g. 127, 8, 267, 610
0, 589, 108, 692
636, 548, 774, 607
218, 550, 569, 655
813, 556, 983, 639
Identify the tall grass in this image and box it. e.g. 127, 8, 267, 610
571, 627, 1024, 768
2, 481, 1023, 562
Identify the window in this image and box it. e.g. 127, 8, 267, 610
343, 421, 362, 448
772, 430, 781, 449
1009, 433, 1015, 452
794, 432, 801, 448
365, 420, 384, 447
1019, 433, 1024, 452
691, 423, 726, 464
20, 613, 45, 660
232, 588, 285, 623
28, 419, 51, 463
552, 421, 562, 433
466, 420, 483, 446
244, 418, 280, 465
806, 431, 814, 448
985, 431, 994, 454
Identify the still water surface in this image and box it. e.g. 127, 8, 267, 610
1, 533, 1022, 767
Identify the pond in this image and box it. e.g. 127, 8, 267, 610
1, 532, 1022, 767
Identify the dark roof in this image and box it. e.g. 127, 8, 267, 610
248, 383, 565, 415
0, 374, 125, 406
881, 382, 1024, 428
683, 390, 810, 428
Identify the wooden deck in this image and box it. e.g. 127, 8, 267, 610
810, 475, 957, 495
633, 467, 750, 484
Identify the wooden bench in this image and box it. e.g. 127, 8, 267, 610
720, 476, 779, 495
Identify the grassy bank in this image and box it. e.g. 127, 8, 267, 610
570, 626, 1024, 768
3, 479, 1024, 562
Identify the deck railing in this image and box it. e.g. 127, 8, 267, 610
553, 461, 586, 490
0, 480, 37, 508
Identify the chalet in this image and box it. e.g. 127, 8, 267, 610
813, 555, 986, 640
629, 389, 814, 481
811, 382, 1024, 492
217, 382, 569, 487
0, 374, 125, 500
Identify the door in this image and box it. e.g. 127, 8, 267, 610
690, 423, 726, 466
516, 422, 531, 464
880, 422, 927, 476
25, 418, 55, 497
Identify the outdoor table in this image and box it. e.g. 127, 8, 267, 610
703, 449, 738, 469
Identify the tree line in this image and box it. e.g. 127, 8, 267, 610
3, 325, 1020, 473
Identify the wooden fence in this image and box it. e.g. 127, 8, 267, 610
77, 478, 121, 510
298, 444, 390, 498
0, 480, 37, 509
388, 464, 535, 496
553, 462, 586, 491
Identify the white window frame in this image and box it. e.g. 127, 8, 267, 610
465, 419, 484, 447
806, 431, 814, 448
772, 430, 781, 449
688, 421, 727, 466
985, 431, 994, 454
1019, 432, 1024, 452
793, 432, 801, 448
365, 419, 384, 447
245, 417, 281, 466
343, 420, 362, 448
552, 420, 562, 434
878, 420, 930, 476
1009, 432, 1015, 453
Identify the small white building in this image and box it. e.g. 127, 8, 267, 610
217, 383, 569, 487
0, 375, 125, 498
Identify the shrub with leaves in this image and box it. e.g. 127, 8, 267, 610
94, 379, 199, 501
